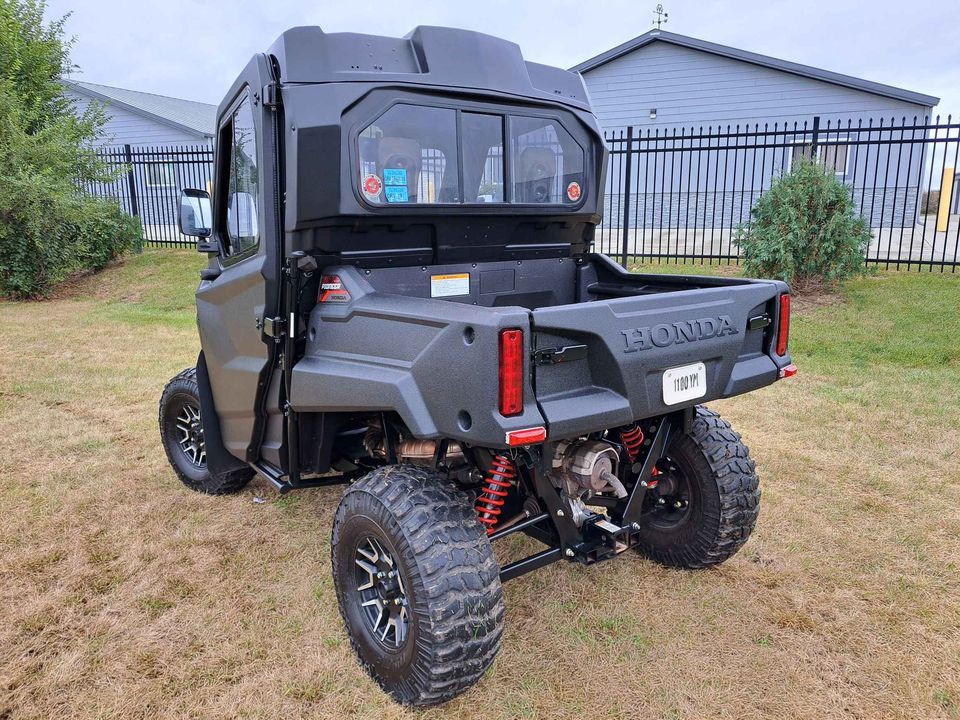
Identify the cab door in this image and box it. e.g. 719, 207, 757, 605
196, 55, 279, 462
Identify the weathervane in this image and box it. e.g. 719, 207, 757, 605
652, 4, 668, 29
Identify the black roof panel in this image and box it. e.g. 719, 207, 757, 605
268, 26, 590, 110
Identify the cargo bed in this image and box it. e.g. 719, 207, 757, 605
292, 254, 792, 447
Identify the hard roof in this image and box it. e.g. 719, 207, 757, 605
267, 26, 591, 111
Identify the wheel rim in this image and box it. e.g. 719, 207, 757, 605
175, 401, 206, 467
641, 456, 693, 527
354, 535, 409, 649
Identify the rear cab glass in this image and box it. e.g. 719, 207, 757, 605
356, 103, 585, 206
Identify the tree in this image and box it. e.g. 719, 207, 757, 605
734, 158, 871, 290
0, 0, 141, 297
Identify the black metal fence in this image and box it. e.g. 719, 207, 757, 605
83, 144, 213, 247
88, 120, 960, 268
597, 116, 960, 270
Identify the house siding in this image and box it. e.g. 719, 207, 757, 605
66, 89, 209, 147
583, 41, 934, 229
581, 42, 933, 132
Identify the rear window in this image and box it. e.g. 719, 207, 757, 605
357, 104, 584, 206
512, 117, 584, 205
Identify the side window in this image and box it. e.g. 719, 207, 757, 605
221, 94, 259, 256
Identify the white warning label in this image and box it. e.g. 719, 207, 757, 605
430, 273, 470, 298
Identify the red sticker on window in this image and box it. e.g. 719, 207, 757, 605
362, 174, 382, 198
566, 181, 582, 202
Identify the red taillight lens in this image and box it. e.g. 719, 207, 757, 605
775, 293, 791, 356
506, 426, 547, 446
498, 328, 524, 416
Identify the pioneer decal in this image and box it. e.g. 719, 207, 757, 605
621, 315, 738, 352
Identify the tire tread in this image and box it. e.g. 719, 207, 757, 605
332, 465, 504, 706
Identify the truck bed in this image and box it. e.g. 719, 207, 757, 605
291, 254, 791, 448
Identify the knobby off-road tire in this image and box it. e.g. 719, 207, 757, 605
158, 367, 253, 495
634, 406, 760, 569
331, 465, 505, 707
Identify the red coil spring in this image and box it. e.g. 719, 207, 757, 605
619, 424, 645, 462
620, 424, 659, 488
475, 454, 516, 535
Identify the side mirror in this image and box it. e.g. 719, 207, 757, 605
179, 189, 217, 253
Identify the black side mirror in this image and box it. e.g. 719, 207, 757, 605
179, 189, 217, 253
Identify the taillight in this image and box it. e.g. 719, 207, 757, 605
775, 293, 791, 356
498, 328, 524, 416
506, 426, 546, 446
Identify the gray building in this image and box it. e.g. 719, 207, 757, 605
63, 80, 216, 148
571, 31, 941, 231
571, 29, 938, 134
64, 81, 217, 232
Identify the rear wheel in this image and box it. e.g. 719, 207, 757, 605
158, 368, 253, 495
632, 406, 760, 569
331, 465, 504, 706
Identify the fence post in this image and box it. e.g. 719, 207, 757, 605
810, 116, 821, 159
123, 144, 139, 217
620, 125, 634, 267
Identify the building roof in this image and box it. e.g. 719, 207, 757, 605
570, 30, 939, 108
64, 80, 217, 137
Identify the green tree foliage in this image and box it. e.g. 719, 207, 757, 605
735, 158, 871, 289
0, 0, 141, 297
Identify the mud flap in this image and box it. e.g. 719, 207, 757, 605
196, 351, 250, 477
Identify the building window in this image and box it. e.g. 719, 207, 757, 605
146, 162, 176, 187
790, 135, 850, 178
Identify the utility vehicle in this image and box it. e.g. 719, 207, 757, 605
161, 25, 796, 706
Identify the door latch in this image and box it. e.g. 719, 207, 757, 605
532, 344, 588, 365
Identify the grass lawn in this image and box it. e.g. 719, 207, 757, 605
0, 250, 958, 719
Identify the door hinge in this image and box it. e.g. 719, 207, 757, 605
262, 316, 286, 338
533, 344, 588, 366
263, 82, 280, 110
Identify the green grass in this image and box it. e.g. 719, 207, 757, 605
1, 250, 959, 719
792, 273, 960, 372
68, 249, 206, 330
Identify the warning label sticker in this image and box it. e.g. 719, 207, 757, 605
430, 273, 470, 298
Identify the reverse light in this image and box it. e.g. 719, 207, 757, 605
506, 427, 547, 446
775, 293, 791, 356
498, 328, 524, 416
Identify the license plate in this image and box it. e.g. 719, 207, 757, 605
662, 362, 707, 406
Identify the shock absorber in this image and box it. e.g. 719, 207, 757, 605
619, 424, 659, 488
475, 454, 517, 535
619, 424, 645, 462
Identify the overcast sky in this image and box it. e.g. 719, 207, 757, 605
46, 0, 960, 119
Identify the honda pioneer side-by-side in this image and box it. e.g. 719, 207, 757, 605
161, 25, 796, 706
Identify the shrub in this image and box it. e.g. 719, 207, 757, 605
734, 158, 871, 289
0, 0, 142, 298
921, 190, 940, 215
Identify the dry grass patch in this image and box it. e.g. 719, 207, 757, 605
0, 251, 958, 719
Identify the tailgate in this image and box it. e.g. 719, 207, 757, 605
531, 282, 788, 439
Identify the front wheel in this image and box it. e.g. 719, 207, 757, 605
331, 465, 504, 706
631, 406, 760, 569
158, 368, 253, 495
